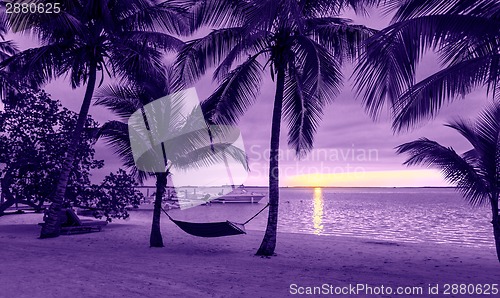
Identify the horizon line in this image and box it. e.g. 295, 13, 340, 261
136, 185, 455, 189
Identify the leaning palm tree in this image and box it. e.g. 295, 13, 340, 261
2, 0, 188, 238
177, 0, 376, 255
354, 0, 499, 131
96, 70, 248, 247
396, 103, 500, 262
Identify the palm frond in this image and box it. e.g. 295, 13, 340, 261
435, 16, 498, 67
284, 36, 342, 155
98, 120, 150, 183
149, 0, 191, 35
466, 104, 500, 188
119, 31, 184, 52
94, 85, 143, 120
301, 0, 378, 17
170, 142, 248, 172
396, 138, 489, 206
97, 121, 133, 162
306, 17, 377, 61
116, 0, 190, 35
202, 55, 263, 126
6, 1, 85, 36
4, 0, 184, 91
1, 42, 69, 88
353, 30, 415, 118
108, 36, 165, 85
161, 126, 213, 158
388, 0, 500, 21
284, 65, 319, 155
175, 27, 247, 84
293, 36, 343, 100
0, 70, 22, 98
245, 0, 285, 31
354, 13, 499, 120
444, 112, 498, 192
212, 30, 268, 82
393, 54, 499, 131
0, 40, 18, 60
190, 0, 249, 28
445, 119, 480, 151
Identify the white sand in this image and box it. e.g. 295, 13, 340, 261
0, 213, 498, 298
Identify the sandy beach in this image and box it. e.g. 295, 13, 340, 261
0, 212, 498, 298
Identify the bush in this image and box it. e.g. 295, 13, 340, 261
75, 169, 144, 221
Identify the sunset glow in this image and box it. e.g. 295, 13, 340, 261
312, 188, 324, 235
285, 170, 448, 188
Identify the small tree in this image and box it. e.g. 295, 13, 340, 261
0, 90, 102, 214
75, 169, 144, 221
0, 90, 146, 221
397, 103, 500, 262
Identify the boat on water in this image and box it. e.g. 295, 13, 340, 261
163, 200, 181, 210
159, 186, 266, 207
211, 187, 266, 204
164, 189, 211, 209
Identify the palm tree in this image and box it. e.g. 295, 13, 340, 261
177, 0, 376, 255
354, 0, 499, 131
396, 103, 500, 262
0, 10, 18, 98
96, 70, 248, 247
2, 0, 188, 238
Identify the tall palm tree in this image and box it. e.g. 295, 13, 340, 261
354, 0, 499, 131
2, 0, 188, 238
396, 103, 500, 262
177, 0, 376, 255
96, 70, 248, 247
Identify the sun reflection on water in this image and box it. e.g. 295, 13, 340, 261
313, 187, 324, 235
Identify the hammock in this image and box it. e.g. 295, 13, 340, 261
161, 203, 269, 237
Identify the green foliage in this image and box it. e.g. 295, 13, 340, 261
75, 169, 144, 221
0, 90, 102, 208
0, 90, 143, 221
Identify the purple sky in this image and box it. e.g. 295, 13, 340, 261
5, 7, 493, 187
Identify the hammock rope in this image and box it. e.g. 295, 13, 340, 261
161, 203, 270, 237
242, 203, 270, 225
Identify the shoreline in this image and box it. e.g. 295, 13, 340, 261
1, 213, 498, 298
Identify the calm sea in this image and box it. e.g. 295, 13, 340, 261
135, 187, 494, 249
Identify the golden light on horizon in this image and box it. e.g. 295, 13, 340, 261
312, 187, 324, 235
285, 169, 447, 188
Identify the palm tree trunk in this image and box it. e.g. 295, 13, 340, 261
0, 170, 15, 214
491, 195, 500, 262
150, 172, 167, 247
256, 67, 285, 256
40, 62, 98, 239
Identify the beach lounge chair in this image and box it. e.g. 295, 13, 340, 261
38, 208, 108, 235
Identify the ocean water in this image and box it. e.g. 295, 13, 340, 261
135, 187, 495, 249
